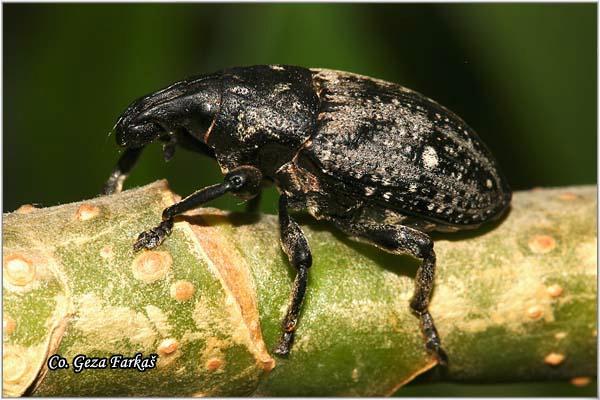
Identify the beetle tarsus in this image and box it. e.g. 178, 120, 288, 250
273, 331, 294, 356
133, 219, 173, 251
419, 310, 448, 366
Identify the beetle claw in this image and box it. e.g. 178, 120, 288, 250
427, 342, 448, 367
273, 331, 294, 357
434, 347, 449, 367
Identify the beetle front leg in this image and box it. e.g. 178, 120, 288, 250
334, 221, 448, 365
102, 147, 144, 195
274, 194, 312, 356
133, 165, 263, 251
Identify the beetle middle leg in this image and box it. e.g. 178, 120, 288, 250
274, 194, 312, 356
245, 191, 262, 213
133, 165, 262, 251
334, 220, 448, 365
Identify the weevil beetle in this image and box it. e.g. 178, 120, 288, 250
103, 65, 512, 364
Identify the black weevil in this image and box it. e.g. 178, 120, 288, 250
103, 65, 512, 364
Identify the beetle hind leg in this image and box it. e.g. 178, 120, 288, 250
274, 194, 312, 356
333, 220, 448, 365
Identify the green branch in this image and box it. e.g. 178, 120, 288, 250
2, 181, 596, 396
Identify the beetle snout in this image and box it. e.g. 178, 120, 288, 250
115, 120, 164, 148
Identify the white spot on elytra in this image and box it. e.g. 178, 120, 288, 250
422, 146, 438, 170
231, 86, 249, 96
274, 83, 292, 92
409, 183, 417, 192
365, 187, 376, 196
486, 179, 493, 188
383, 192, 392, 200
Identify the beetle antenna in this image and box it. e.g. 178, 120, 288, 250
102, 129, 115, 150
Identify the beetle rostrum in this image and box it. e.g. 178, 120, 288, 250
103, 65, 512, 365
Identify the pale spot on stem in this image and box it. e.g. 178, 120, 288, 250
527, 305, 544, 320
4, 254, 36, 286
570, 376, 591, 387
170, 280, 196, 302
544, 352, 565, 366
75, 204, 100, 221
132, 251, 172, 283
546, 284, 563, 298
157, 338, 179, 355
528, 235, 556, 254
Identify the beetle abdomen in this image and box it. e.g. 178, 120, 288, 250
306, 69, 511, 227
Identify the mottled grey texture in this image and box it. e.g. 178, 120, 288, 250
298, 69, 511, 228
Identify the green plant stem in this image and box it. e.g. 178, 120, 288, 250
2, 182, 596, 396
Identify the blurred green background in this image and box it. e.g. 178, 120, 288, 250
4, 3, 596, 396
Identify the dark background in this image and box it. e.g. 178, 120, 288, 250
3, 4, 596, 396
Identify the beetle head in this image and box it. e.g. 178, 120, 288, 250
114, 74, 221, 149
